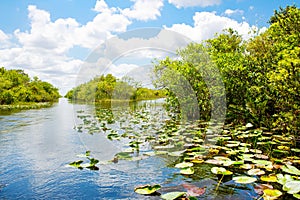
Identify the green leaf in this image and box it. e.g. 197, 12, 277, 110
161, 192, 186, 200
263, 189, 282, 199
85, 150, 91, 156
211, 167, 226, 174
180, 167, 195, 175
293, 193, 300, 199
107, 132, 121, 140
88, 157, 99, 166
134, 184, 161, 195
233, 176, 257, 184
175, 162, 194, 168
69, 160, 83, 169
282, 165, 300, 175
261, 174, 278, 182
283, 181, 300, 194
276, 173, 294, 185
115, 152, 132, 160
211, 167, 232, 175
247, 168, 265, 176
252, 160, 272, 166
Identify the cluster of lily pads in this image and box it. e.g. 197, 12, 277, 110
69, 103, 300, 199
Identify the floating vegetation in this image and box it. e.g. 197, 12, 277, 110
134, 184, 161, 195
69, 102, 300, 199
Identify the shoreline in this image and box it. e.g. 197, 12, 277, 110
0, 102, 55, 112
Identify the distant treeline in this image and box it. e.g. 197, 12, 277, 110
0, 67, 60, 105
65, 74, 166, 102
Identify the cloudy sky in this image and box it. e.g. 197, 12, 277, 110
0, 0, 297, 95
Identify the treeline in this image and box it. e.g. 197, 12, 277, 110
0, 67, 60, 105
154, 6, 299, 133
65, 74, 166, 102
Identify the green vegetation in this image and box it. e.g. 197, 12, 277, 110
0, 67, 60, 110
153, 5, 300, 135
65, 74, 166, 102
68, 5, 300, 200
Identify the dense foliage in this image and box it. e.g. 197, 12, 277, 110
65, 74, 166, 102
153, 5, 300, 134
0, 67, 60, 105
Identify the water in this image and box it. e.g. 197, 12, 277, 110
0, 98, 256, 199
0, 99, 171, 199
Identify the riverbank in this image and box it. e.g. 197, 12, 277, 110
0, 102, 55, 112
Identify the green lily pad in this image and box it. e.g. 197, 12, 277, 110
240, 164, 253, 170
283, 181, 300, 194
291, 148, 300, 153
261, 174, 278, 182
252, 160, 272, 166
69, 160, 83, 169
115, 152, 133, 160
250, 149, 262, 154
211, 167, 226, 174
233, 176, 257, 184
277, 173, 294, 185
175, 162, 194, 168
211, 167, 233, 175
263, 189, 282, 199
247, 168, 265, 176
180, 167, 195, 175
245, 123, 254, 128
205, 159, 224, 165
213, 156, 231, 161
107, 132, 121, 140
161, 192, 186, 200
293, 193, 300, 199
278, 146, 290, 150
168, 150, 185, 157
134, 184, 161, 195
282, 165, 300, 175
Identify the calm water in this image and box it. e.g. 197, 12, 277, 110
0, 98, 255, 199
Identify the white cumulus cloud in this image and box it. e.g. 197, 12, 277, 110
165, 11, 257, 42
0, 3, 133, 94
168, 0, 221, 8
121, 0, 164, 21
224, 9, 244, 16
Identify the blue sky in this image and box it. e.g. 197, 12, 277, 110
0, 0, 298, 94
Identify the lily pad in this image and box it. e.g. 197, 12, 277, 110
254, 184, 273, 195
283, 181, 300, 194
69, 160, 83, 169
261, 174, 277, 182
211, 167, 232, 175
247, 168, 265, 176
278, 146, 290, 151
252, 160, 272, 166
115, 152, 133, 160
282, 165, 300, 175
161, 192, 186, 200
180, 167, 195, 175
263, 189, 282, 200
191, 159, 204, 164
134, 184, 161, 195
277, 173, 294, 185
233, 176, 257, 184
240, 164, 253, 170
205, 159, 224, 165
293, 193, 300, 199
175, 162, 194, 168
107, 132, 121, 140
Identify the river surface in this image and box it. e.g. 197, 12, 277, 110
0, 98, 254, 199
